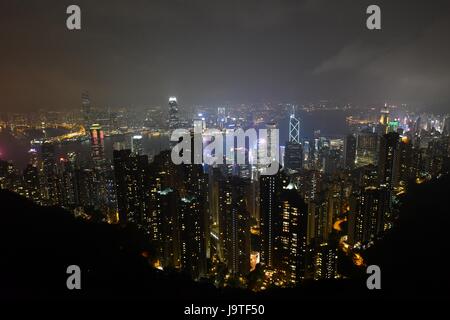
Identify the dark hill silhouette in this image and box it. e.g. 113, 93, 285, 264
1, 175, 449, 302
364, 174, 450, 299
0, 189, 218, 300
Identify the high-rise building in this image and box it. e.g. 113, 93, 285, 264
378, 132, 400, 188
81, 91, 91, 130
104, 167, 118, 219
274, 187, 308, 284
89, 124, 108, 211
307, 196, 332, 245
113, 149, 150, 226
343, 134, 357, 169
178, 161, 208, 278
168, 96, 180, 131
355, 132, 378, 167
41, 141, 59, 205
388, 119, 400, 133
28, 148, 39, 168
23, 164, 41, 204
348, 186, 391, 245
313, 242, 338, 280
90, 124, 105, 169
289, 106, 301, 144
379, 106, 390, 134
283, 106, 303, 176
193, 112, 206, 132
57, 156, 77, 209
148, 154, 167, 250
259, 171, 286, 267
131, 135, 144, 155
218, 176, 251, 276
157, 188, 181, 269
323, 149, 341, 176
443, 116, 450, 136
180, 195, 207, 279
284, 142, 303, 173
395, 137, 413, 187
0, 160, 20, 193
146, 147, 208, 278
73, 168, 96, 209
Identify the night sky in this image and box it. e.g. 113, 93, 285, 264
1, 0, 450, 112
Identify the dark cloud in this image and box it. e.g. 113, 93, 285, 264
0, 0, 449, 112
314, 42, 384, 74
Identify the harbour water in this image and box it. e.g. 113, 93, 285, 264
1, 110, 348, 170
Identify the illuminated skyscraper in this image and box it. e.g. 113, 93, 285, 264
379, 106, 390, 134
259, 173, 277, 268
388, 119, 400, 133
57, 156, 77, 209
355, 132, 378, 167
41, 141, 59, 205
131, 135, 144, 155
168, 96, 180, 131
348, 186, 391, 245
274, 187, 308, 284
395, 137, 413, 187
380, 107, 390, 125
259, 170, 288, 267
180, 195, 207, 279
378, 132, 400, 188
145, 148, 208, 277
178, 160, 208, 277
90, 124, 105, 169
23, 164, 41, 204
113, 149, 150, 226
90, 124, 108, 211
289, 106, 300, 144
218, 176, 251, 276
157, 188, 181, 269
313, 242, 338, 280
28, 148, 39, 168
147, 151, 171, 251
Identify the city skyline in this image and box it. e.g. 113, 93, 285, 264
2, 95, 450, 291
1, 0, 450, 306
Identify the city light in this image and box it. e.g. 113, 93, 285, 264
1, 1, 449, 304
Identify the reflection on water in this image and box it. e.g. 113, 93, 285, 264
0, 131, 170, 170
56, 133, 170, 164
1, 110, 348, 169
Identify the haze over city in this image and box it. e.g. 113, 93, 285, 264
1, 0, 450, 112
